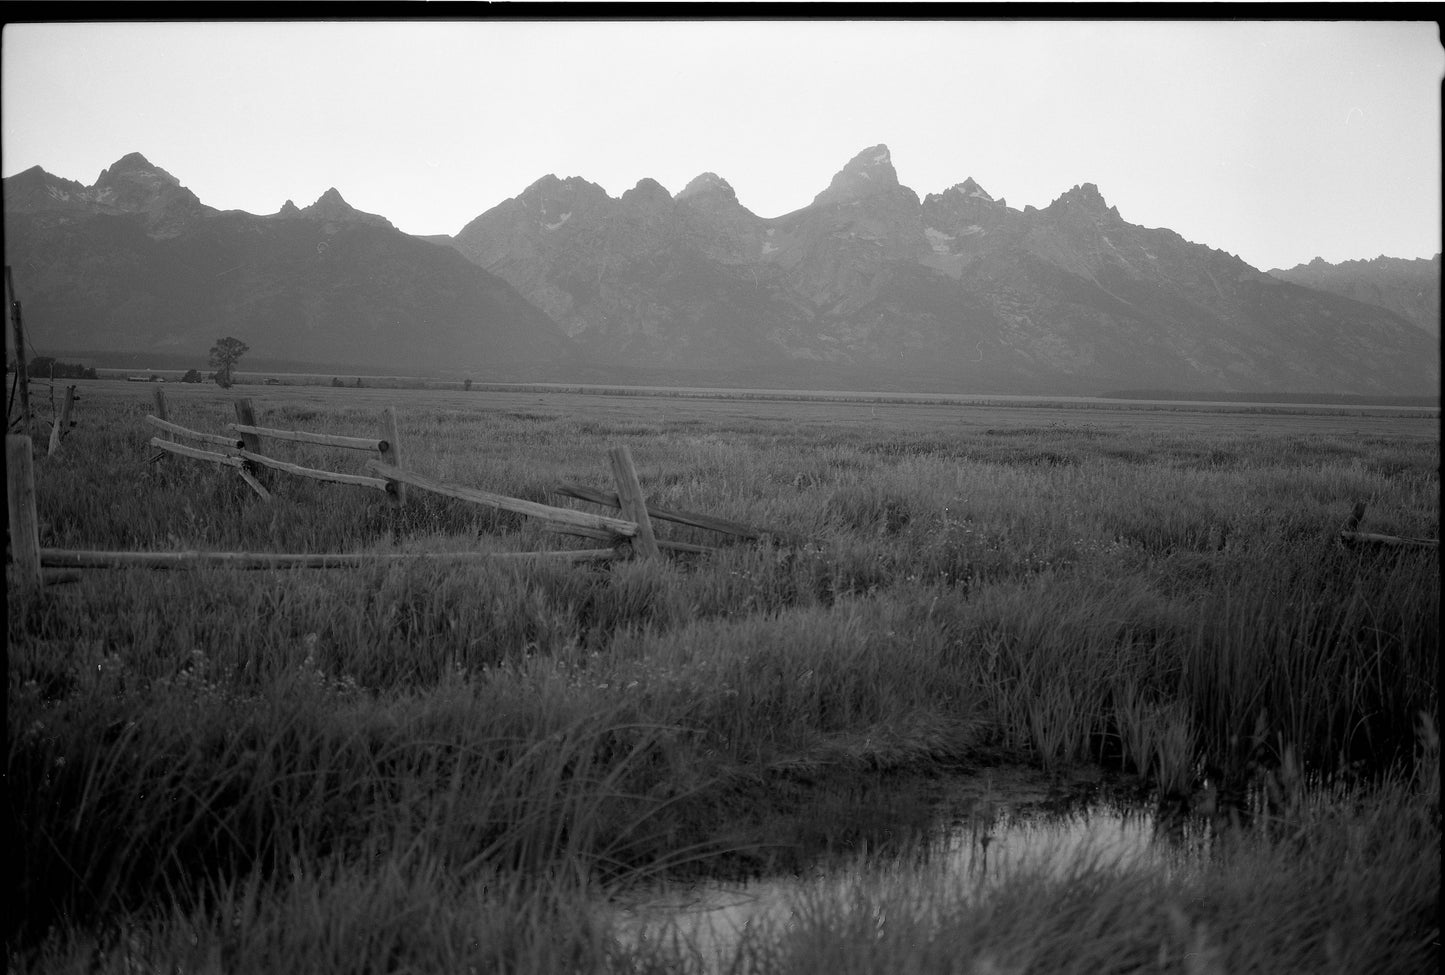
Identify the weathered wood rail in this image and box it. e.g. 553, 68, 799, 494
365, 460, 640, 539
553, 481, 807, 544
148, 414, 245, 449
227, 422, 386, 452
39, 547, 618, 570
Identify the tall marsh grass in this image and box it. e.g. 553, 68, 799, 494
8, 383, 1438, 968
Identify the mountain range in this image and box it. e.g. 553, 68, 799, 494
2, 153, 574, 376
4, 148, 1439, 395
1269, 254, 1440, 339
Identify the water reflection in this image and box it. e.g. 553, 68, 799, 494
609, 792, 1218, 965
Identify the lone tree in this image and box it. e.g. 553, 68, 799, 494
208, 337, 249, 388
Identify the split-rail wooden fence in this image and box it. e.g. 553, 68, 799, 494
7, 392, 795, 590
6, 265, 80, 456
13, 393, 1432, 593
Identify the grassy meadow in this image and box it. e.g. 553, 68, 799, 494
7, 380, 1440, 973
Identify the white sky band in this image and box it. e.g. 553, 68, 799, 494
2, 20, 1440, 271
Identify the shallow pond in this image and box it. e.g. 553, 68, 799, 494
608, 767, 1219, 965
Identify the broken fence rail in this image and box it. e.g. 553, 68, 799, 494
553, 480, 805, 545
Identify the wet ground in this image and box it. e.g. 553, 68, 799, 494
607, 763, 1198, 962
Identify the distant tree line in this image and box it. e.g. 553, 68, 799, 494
25, 357, 98, 380
1101, 388, 1441, 408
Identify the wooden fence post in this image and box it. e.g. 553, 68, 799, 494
608, 445, 659, 560
147, 387, 172, 463
47, 385, 77, 456
231, 397, 270, 491
378, 406, 406, 507
1343, 501, 1367, 533
6, 267, 31, 436
60, 382, 76, 432
233, 398, 262, 454
7, 434, 42, 589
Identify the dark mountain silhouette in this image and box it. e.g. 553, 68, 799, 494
3, 154, 576, 376
1269, 254, 1440, 338
5, 148, 1437, 395
445, 144, 1438, 395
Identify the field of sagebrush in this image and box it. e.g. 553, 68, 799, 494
7, 382, 1439, 973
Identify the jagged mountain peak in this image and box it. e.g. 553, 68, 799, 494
10, 164, 51, 183
622, 177, 672, 205
511, 175, 613, 224
955, 177, 995, 203
1043, 182, 1124, 226
929, 177, 1002, 208
300, 188, 394, 228
3, 156, 197, 224
850, 144, 895, 170
82, 153, 208, 234
0, 165, 90, 213
677, 171, 737, 203
522, 173, 606, 196
1051, 182, 1109, 209
93, 152, 187, 195
813, 143, 901, 206
98, 151, 174, 181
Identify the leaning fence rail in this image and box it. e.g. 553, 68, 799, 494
237, 449, 391, 491
366, 460, 638, 540
553, 480, 804, 544
148, 438, 247, 468
146, 414, 244, 448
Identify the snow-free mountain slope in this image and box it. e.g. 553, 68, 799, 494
3, 155, 576, 375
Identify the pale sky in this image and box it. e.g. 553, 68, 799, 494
3, 19, 1441, 271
